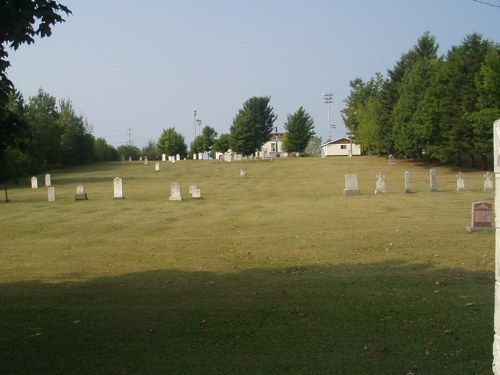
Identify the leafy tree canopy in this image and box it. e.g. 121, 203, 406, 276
157, 128, 188, 158
230, 96, 277, 156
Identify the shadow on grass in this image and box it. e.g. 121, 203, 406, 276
0, 260, 493, 374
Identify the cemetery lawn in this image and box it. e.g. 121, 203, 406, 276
0, 156, 494, 374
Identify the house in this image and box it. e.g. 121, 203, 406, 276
259, 132, 286, 157
321, 137, 361, 157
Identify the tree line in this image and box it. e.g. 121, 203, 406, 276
341, 32, 500, 169
0, 1, 318, 183
133, 96, 318, 161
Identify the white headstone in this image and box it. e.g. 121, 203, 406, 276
240, 168, 248, 178
430, 169, 438, 192
176, 154, 180, 161
144, 156, 149, 166
128, 156, 132, 162
75, 184, 88, 200
169, 182, 182, 201
192, 188, 202, 199
198, 152, 203, 160
139, 156, 143, 161
171, 156, 176, 164
344, 174, 360, 195
193, 153, 197, 160
48, 186, 56, 202
375, 172, 387, 194
162, 153, 166, 162
113, 177, 124, 199
155, 162, 160, 171
31, 176, 38, 189
189, 185, 197, 195
45, 173, 51, 187
456, 172, 466, 191
485, 171, 495, 191
404, 171, 411, 194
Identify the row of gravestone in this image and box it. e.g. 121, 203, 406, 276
344, 169, 495, 195
32, 177, 202, 202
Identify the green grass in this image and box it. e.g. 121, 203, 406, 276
0, 156, 495, 374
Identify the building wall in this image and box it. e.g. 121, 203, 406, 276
322, 142, 361, 156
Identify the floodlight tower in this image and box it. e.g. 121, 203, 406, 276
193, 110, 198, 139
323, 93, 335, 141
197, 119, 202, 137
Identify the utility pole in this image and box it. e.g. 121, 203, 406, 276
127, 128, 132, 146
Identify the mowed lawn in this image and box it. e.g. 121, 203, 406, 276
0, 156, 495, 374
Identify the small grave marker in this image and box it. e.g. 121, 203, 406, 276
456, 172, 465, 191
169, 182, 182, 201
31, 176, 38, 189
113, 177, 124, 199
240, 168, 248, 178
404, 171, 412, 194
466, 201, 494, 232
375, 172, 387, 194
155, 162, 160, 171
48, 186, 56, 202
344, 174, 360, 195
484, 171, 495, 191
45, 173, 51, 187
430, 169, 438, 192
75, 184, 88, 200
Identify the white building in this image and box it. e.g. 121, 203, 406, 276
259, 133, 286, 157
321, 137, 361, 157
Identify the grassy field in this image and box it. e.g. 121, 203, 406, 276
0, 156, 495, 374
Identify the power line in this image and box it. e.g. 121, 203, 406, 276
472, 0, 500, 8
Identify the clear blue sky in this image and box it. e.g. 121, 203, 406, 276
7, 0, 500, 148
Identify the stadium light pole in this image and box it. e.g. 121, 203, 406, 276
323, 93, 335, 141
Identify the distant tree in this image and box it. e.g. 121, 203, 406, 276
94, 138, 119, 162
117, 144, 140, 161
0, 1, 71, 163
230, 96, 277, 156
0, 90, 29, 182
305, 135, 322, 157
470, 45, 500, 169
283, 107, 315, 154
25, 89, 62, 169
58, 99, 94, 165
157, 128, 188, 158
341, 74, 384, 142
190, 126, 218, 157
141, 139, 158, 160
421, 33, 492, 166
213, 133, 232, 154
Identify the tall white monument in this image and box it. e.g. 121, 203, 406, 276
493, 119, 500, 374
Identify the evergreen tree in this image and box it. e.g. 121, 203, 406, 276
230, 97, 276, 156
283, 107, 315, 154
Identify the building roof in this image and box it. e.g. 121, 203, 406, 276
321, 137, 355, 146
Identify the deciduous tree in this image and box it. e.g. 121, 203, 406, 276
157, 128, 188, 158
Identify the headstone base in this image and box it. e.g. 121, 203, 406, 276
466, 226, 495, 233
343, 189, 360, 196
75, 193, 88, 200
